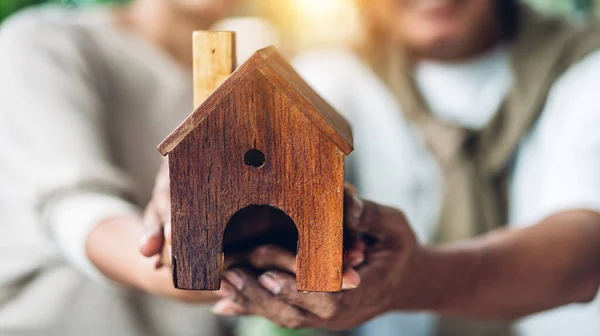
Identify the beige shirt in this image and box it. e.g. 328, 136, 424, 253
0, 5, 263, 335
293, 46, 600, 336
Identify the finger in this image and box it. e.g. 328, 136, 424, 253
348, 201, 405, 245
344, 239, 366, 268
224, 251, 251, 269
344, 184, 364, 230
247, 245, 296, 274
212, 299, 250, 316
163, 220, 172, 245
153, 255, 163, 269
343, 184, 367, 259
153, 160, 171, 224
342, 268, 360, 289
159, 220, 172, 266
224, 269, 313, 329
140, 201, 164, 257
258, 271, 342, 320
158, 244, 171, 268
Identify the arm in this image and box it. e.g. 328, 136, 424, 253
213, 202, 600, 329
86, 160, 218, 302
0, 16, 216, 302
87, 213, 219, 302
417, 210, 600, 319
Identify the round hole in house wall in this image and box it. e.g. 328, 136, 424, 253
244, 149, 265, 168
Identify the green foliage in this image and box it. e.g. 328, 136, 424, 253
0, 0, 47, 23
0, 0, 130, 24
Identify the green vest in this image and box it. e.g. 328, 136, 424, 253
360, 4, 600, 336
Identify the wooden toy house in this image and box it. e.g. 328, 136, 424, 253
157, 46, 353, 292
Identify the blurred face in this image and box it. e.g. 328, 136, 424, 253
369, 0, 502, 60
169, 0, 240, 21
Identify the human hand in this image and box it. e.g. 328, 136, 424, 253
139, 158, 171, 268
132, 159, 220, 301
86, 159, 218, 303
213, 194, 423, 330
134, 158, 222, 302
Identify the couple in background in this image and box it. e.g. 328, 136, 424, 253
1, 0, 600, 335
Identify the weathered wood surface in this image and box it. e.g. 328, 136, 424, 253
160, 40, 351, 292
169, 69, 345, 291
158, 46, 353, 156
161, 31, 236, 268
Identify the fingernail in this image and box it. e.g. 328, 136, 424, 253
139, 235, 152, 255
225, 270, 245, 290
212, 300, 237, 316
355, 254, 364, 264
342, 282, 358, 290
140, 229, 160, 246
257, 245, 276, 254
349, 254, 364, 268
146, 227, 161, 237
259, 272, 282, 295
140, 233, 151, 247
342, 270, 360, 290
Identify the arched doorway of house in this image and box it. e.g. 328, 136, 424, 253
222, 205, 298, 258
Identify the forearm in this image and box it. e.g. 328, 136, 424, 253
86, 215, 219, 302
398, 210, 600, 319
86, 213, 150, 288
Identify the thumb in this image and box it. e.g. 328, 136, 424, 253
140, 201, 165, 257
342, 268, 361, 290
348, 201, 408, 247
345, 200, 383, 237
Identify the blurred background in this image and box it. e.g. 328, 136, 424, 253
1, 1, 599, 336
2, 0, 600, 57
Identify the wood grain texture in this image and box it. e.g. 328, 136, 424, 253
193, 31, 236, 108
158, 47, 265, 155
257, 48, 354, 155
160, 43, 352, 292
158, 46, 353, 156
169, 69, 345, 292
161, 31, 236, 267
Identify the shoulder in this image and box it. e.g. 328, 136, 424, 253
0, 5, 109, 59
535, 49, 600, 134
550, 49, 600, 99
2, 5, 80, 36
293, 48, 366, 73
511, 49, 600, 224
292, 48, 373, 85
292, 48, 389, 112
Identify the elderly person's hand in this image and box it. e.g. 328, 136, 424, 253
213, 193, 426, 330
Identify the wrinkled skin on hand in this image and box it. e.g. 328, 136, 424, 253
138, 160, 367, 290
214, 196, 423, 331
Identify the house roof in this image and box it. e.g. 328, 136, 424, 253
157, 46, 354, 156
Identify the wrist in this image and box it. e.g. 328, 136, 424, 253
388, 245, 448, 312
133, 258, 156, 293
411, 243, 485, 314
87, 214, 150, 289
